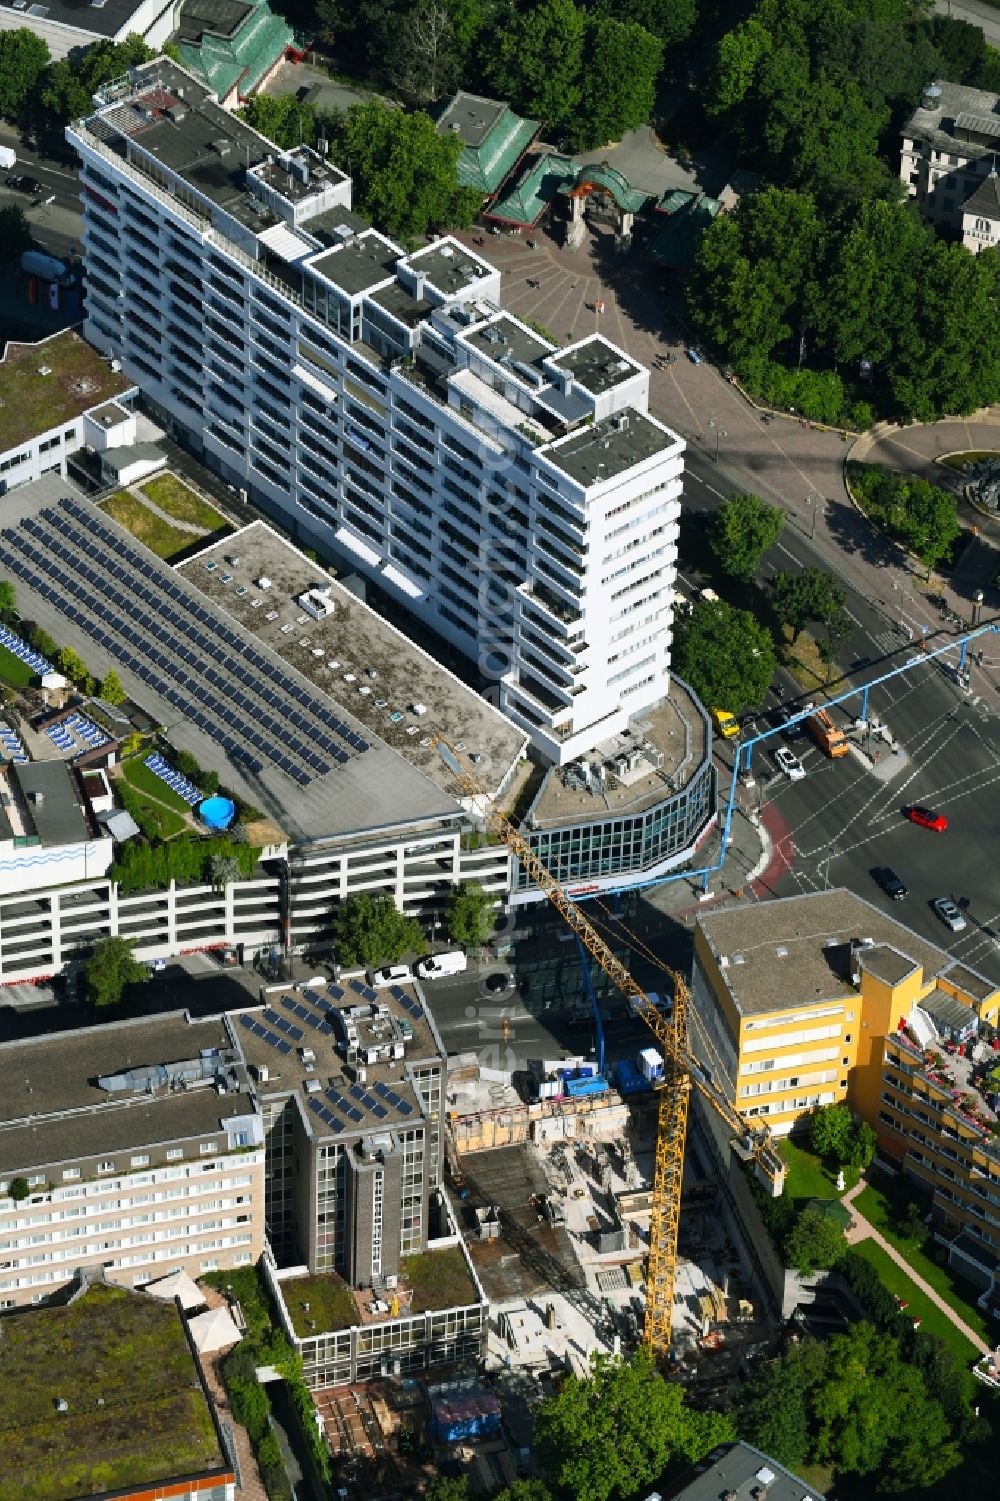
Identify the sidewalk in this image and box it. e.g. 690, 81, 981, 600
841, 1179, 990, 1356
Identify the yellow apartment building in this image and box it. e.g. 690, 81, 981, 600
690, 890, 1000, 1141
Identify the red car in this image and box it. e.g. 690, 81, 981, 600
905, 805, 948, 832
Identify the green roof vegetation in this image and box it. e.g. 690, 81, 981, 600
282, 1272, 357, 1336
98, 492, 192, 560
0, 641, 35, 688
0, 1283, 224, 1501
0, 331, 130, 455
401, 1246, 478, 1312
122, 756, 193, 814
138, 474, 226, 531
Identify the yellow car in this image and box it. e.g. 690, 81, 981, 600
711, 708, 739, 739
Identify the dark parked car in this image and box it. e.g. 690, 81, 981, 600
780, 707, 808, 743
872, 866, 907, 900
5, 174, 42, 194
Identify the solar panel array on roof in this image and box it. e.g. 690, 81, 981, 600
283, 993, 335, 1035
390, 985, 424, 1019
0, 499, 372, 788
348, 1080, 389, 1118
263, 1006, 305, 1041
239, 1013, 292, 1054
328, 984, 346, 1000
372, 1079, 413, 1116
349, 979, 378, 1002
326, 1087, 363, 1123
308, 1096, 344, 1132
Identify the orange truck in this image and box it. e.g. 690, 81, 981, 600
805, 704, 848, 758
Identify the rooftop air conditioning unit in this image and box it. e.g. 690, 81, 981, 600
256, 576, 272, 590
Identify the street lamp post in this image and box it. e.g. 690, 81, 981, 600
707, 415, 726, 462
972, 589, 985, 629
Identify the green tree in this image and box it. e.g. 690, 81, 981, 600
709, 492, 784, 582
425, 1478, 470, 1501
596, 0, 696, 49
705, 15, 772, 114
0, 203, 32, 266
0, 28, 49, 124
569, 18, 663, 152
386, 0, 467, 103
686, 187, 822, 367
494, 1483, 553, 1501
0, 579, 15, 620
100, 668, 126, 706
331, 892, 426, 968
484, 0, 587, 135
673, 597, 776, 712
849, 1120, 877, 1171
736, 1335, 826, 1468
785, 1207, 847, 1275
445, 880, 495, 946
809, 1102, 854, 1163
41, 34, 154, 127
8, 1176, 30, 1201
57, 644, 92, 686
210, 854, 242, 892
817, 608, 855, 681
770, 567, 845, 644
534, 1350, 734, 1501
324, 99, 481, 240
83, 935, 148, 1007
238, 92, 319, 150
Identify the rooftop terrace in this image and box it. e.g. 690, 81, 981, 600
528, 686, 709, 829
541, 408, 679, 487
0, 1282, 226, 1501
0, 331, 130, 454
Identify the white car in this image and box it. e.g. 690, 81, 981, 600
774, 746, 806, 780
932, 897, 966, 933
368, 963, 412, 989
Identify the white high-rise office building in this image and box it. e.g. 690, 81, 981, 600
69, 59, 685, 764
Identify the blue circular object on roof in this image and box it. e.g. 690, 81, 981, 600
199, 796, 236, 831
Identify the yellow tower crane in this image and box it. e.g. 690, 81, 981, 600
438, 740, 786, 1357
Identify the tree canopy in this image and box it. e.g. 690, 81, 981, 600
330, 891, 426, 967
769, 567, 845, 644
0, 28, 50, 126
84, 936, 149, 1008
709, 492, 784, 582
689, 0, 1000, 422
849, 466, 961, 574
673, 597, 776, 712
0, 204, 32, 268
784, 1207, 847, 1275
100, 668, 126, 707
534, 1350, 734, 1501
446, 881, 495, 946
737, 1321, 966, 1490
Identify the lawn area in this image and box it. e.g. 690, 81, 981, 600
853, 1170, 991, 1344
119, 787, 187, 840
849, 1239, 979, 1364
139, 473, 226, 531
99, 492, 192, 559
402, 1246, 478, 1312
0, 641, 35, 688
0, 1283, 221, 1501
282, 1272, 356, 1335
122, 757, 191, 813
780, 1137, 860, 1202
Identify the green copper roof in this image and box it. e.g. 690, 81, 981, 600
656, 187, 697, 215
435, 91, 539, 196
644, 193, 721, 270
559, 161, 650, 215
176, 0, 293, 100
486, 152, 577, 226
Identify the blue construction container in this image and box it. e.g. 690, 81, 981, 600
565, 1073, 608, 1098
614, 1059, 651, 1096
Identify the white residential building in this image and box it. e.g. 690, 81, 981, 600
900, 79, 1000, 233
68, 58, 685, 765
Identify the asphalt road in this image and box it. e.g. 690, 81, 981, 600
0, 124, 84, 269
680, 451, 1000, 985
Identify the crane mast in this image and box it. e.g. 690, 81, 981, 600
439, 741, 783, 1355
